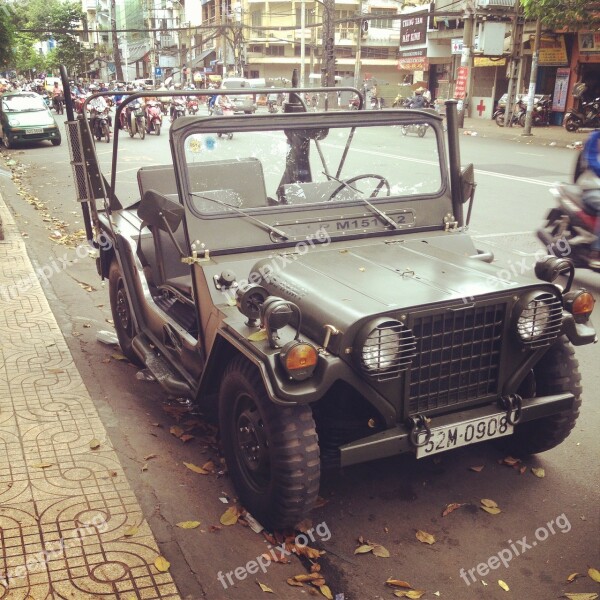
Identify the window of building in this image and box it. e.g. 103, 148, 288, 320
249, 44, 263, 53
249, 70, 260, 78
266, 45, 285, 56
335, 10, 356, 40
295, 7, 315, 27
362, 46, 392, 59
251, 10, 262, 28
370, 8, 397, 29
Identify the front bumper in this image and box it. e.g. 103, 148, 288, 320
5, 127, 61, 144
339, 392, 574, 467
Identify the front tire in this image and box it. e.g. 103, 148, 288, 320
219, 357, 320, 530
51, 139, 61, 146
564, 115, 581, 133
495, 112, 506, 127
102, 122, 110, 143
108, 260, 143, 366
501, 337, 581, 455
3, 134, 12, 149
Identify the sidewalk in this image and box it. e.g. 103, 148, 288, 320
0, 194, 180, 598
461, 116, 589, 148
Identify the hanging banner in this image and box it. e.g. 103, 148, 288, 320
552, 68, 570, 111
400, 9, 428, 47
454, 66, 468, 99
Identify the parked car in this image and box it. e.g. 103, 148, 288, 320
0, 91, 61, 148
221, 77, 256, 114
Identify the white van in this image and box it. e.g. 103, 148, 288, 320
221, 78, 256, 114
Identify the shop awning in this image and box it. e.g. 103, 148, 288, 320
190, 48, 216, 68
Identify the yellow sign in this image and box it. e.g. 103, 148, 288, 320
474, 57, 506, 67
539, 35, 568, 66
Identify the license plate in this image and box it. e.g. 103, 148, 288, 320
415, 413, 513, 458
26, 128, 44, 134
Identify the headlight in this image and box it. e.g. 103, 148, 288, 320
357, 318, 416, 379
9, 119, 20, 126
515, 291, 562, 347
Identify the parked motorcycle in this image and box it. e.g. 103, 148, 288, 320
145, 100, 163, 136
493, 98, 526, 127
127, 99, 146, 139
171, 98, 186, 122
186, 98, 199, 115
401, 123, 428, 137
91, 107, 111, 143
563, 98, 600, 132
519, 95, 552, 127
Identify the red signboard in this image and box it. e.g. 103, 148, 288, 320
454, 66, 468, 99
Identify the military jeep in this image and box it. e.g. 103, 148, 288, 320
63, 71, 596, 530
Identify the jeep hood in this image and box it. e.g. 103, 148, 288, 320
251, 238, 531, 341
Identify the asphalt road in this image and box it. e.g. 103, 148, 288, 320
0, 108, 599, 600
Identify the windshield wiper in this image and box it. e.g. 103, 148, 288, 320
323, 173, 399, 230
189, 192, 289, 241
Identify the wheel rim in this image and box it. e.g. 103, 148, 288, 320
115, 280, 134, 338
233, 394, 270, 492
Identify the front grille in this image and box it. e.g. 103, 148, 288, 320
408, 303, 506, 415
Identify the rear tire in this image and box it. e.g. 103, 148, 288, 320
155, 123, 161, 136
139, 119, 146, 139
108, 260, 143, 366
500, 337, 581, 455
219, 357, 320, 530
102, 123, 110, 143
417, 125, 427, 137
564, 115, 580, 133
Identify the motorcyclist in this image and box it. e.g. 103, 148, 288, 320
88, 84, 109, 137
575, 129, 600, 268
51, 81, 64, 113
409, 88, 427, 109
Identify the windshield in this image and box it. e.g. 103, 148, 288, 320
2, 94, 47, 112
171, 113, 448, 253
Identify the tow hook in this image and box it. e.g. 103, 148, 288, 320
499, 394, 523, 426
408, 414, 432, 447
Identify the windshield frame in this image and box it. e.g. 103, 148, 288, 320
171, 110, 450, 255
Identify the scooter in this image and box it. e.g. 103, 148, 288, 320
52, 94, 64, 115
127, 99, 146, 139
145, 100, 163, 136
537, 184, 599, 270
493, 99, 526, 127
214, 101, 234, 139
267, 99, 278, 113
186, 98, 199, 115
563, 98, 600, 132
91, 107, 111, 143
171, 98, 186, 122
401, 123, 428, 137
519, 96, 552, 127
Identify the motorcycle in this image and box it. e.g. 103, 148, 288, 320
214, 101, 234, 139
519, 96, 552, 127
127, 99, 146, 139
563, 98, 600, 132
392, 94, 406, 108
267, 98, 278, 113
91, 107, 111, 143
171, 98, 186, 122
186, 98, 199, 115
401, 123, 428, 137
145, 100, 163, 136
52, 94, 64, 115
73, 94, 86, 114
349, 97, 360, 110
493, 98, 526, 127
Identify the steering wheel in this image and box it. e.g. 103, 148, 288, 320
329, 174, 391, 201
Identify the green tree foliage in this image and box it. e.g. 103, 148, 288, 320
520, 0, 600, 29
0, 3, 15, 70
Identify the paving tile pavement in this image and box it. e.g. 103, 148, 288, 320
0, 194, 181, 599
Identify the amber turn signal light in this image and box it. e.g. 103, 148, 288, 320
563, 289, 595, 322
280, 341, 318, 381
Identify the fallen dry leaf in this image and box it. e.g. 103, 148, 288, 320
386, 579, 412, 589
124, 525, 139, 537
442, 502, 466, 517
154, 556, 170, 572
481, 506, 502, 515
395, 591, 425, 599
319, 584, 333, 599
248, 329, 268, 342
480, 498, 498, 508
89, 438, 101, 450
111, 352, 128, 361
354, 544, 375, 554
531, 467, 545, 478
257, 581, 273, 593
287, 578, 304, 587
183, 462, 209, 474
220, 506, 240, 526
415, 530, 436, 545
176, 521, 201, 529
31, 462, 54, 469
180, 434, 195, 443
589, 568, 600, 583
501, 456, 521, 466
292, 573, 322, 583
144, 453, 158, 461
141, 463, 148, 472
519, 465, 527, 475
567, 573, 580, 583
293, 544, 322, 559
170, 425, 184, 438
563, 595, 599, 600
470, 465, 485, 472
372, 544, 390, 558
498, 579, 510, 591
202, 460, 216, 472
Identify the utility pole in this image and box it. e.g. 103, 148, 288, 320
523, 18, 541, 135
321, 0, 335, 109
456, 6, 474, 128
145, 0, 156, 80
353, 0, 363, 91
504, 4, 524, 128
110, 0, 123, 81
300, 0, 306, 87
